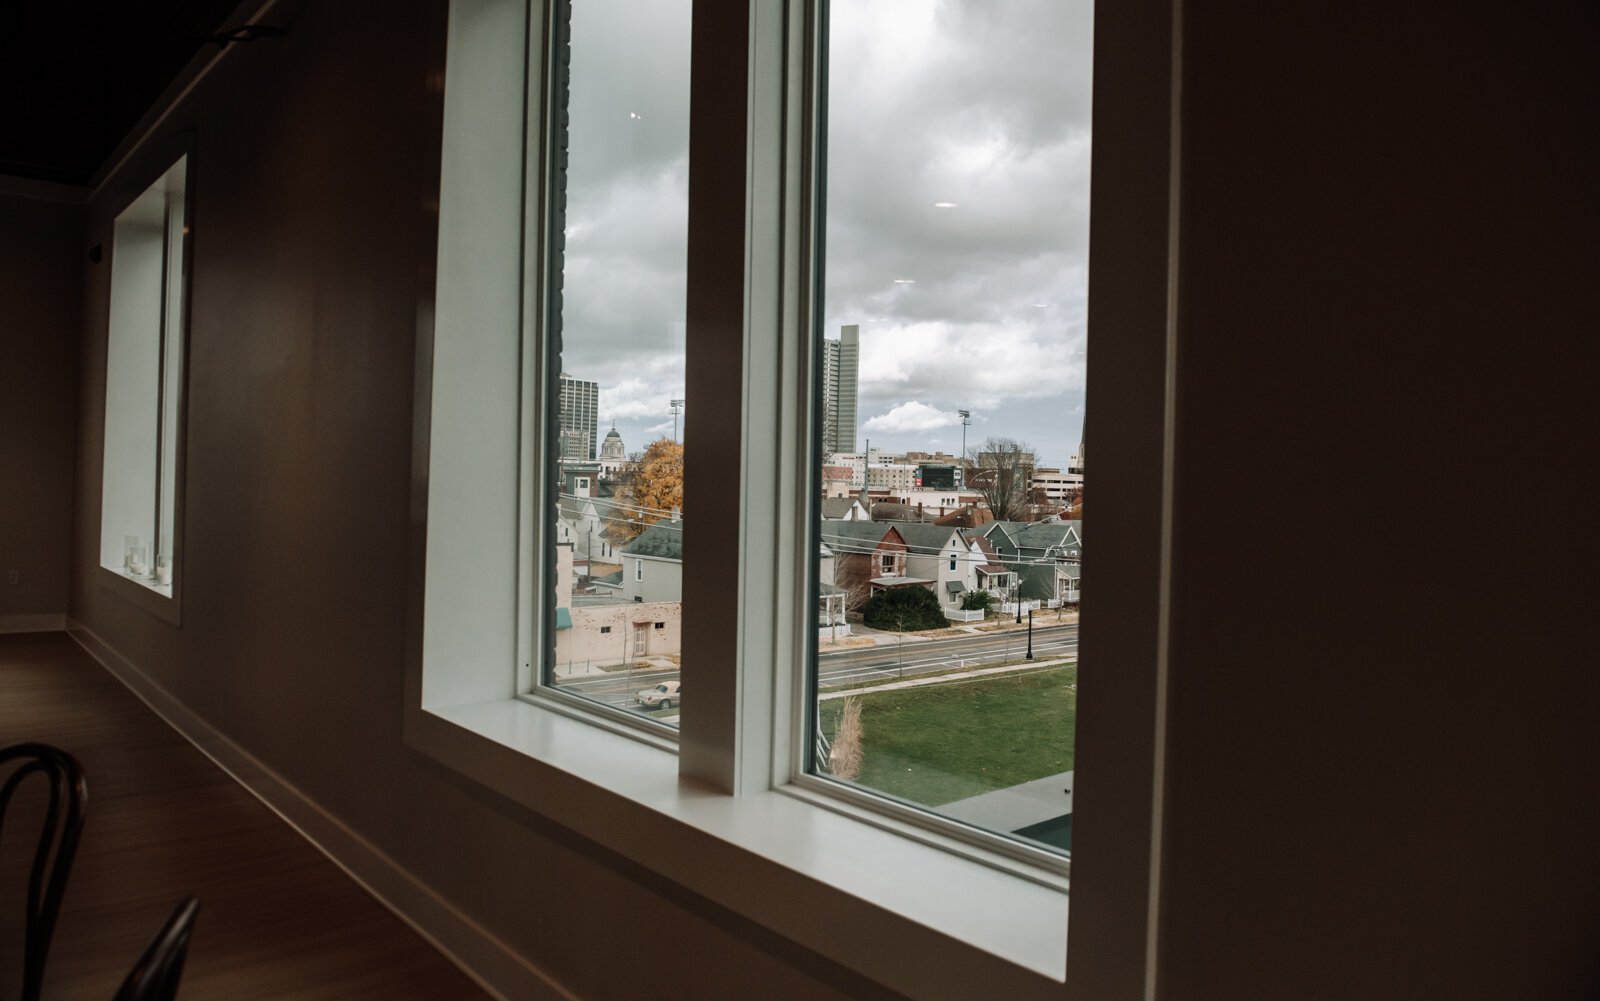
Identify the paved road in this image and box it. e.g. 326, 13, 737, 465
553, 623, 1079, 717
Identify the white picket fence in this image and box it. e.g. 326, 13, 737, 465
943, 608, 985, 623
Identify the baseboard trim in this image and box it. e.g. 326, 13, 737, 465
65, 619, 576, 1001
0, 613, 67, 634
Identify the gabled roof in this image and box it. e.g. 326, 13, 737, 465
878, 521, 963, 554
557, 496, 599, 523
622, 522, 684, 560
818, 521, 895, 547
820, 497, 866, 519
1011, 520, 1083, 551
978, 522, 1019, 549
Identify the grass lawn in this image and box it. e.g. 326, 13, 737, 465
819, 666, 1077, 807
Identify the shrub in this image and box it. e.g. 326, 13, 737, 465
959, 588, 992, 611
863, 586, 947, 631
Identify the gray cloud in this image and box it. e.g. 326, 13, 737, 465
555, 0, 1093, 467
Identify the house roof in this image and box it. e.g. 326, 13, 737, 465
818, 522, 895, 549
820, 497, 864, 519
1011, 520, 1082, 551
623, 522, 683, 560
934, 505, 993, 528
878, 521, 962, 554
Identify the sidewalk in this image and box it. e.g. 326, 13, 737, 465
818, 657, 1076, 700
818, 610, 1079, 652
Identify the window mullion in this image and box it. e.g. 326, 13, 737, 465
678, 0, 792, 794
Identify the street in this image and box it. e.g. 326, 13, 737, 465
551, 622, 1080, 716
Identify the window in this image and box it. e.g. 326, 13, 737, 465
99, 154, 189, 603
536, 0, 691, 728
417, 0, 1176, 994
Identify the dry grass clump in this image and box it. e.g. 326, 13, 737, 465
829, 696, 864, 780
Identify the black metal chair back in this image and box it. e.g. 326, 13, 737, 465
112, 897, 200, 1001
0, 742, 88, 1001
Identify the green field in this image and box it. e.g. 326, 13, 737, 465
819, 666, 1077, 807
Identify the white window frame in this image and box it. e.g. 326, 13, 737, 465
96, 142, 194, 626
406, 0, 1181, 996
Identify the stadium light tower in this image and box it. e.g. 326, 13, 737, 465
670, 399, 686, 442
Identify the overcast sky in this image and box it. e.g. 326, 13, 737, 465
559, 0, 1093, 469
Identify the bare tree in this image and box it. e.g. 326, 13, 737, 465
965, 436, 1038, 521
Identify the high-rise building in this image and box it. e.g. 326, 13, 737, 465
821, 324, 859, 454
558, 373, 599, 461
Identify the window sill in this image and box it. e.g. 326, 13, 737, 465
405, 696, 1068, 1000
96, 565, 180, 625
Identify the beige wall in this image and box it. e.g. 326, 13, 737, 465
0, 185, 80, 628
556, 600, 682, 669
50, 1, 1596, 999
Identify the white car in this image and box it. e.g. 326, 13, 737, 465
636, 680, 681, 711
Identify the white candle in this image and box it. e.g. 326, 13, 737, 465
157, 563, 172, 586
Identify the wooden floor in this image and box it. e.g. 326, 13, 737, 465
0, 632, 494, 1000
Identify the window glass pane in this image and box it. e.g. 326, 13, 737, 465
100, 155, 188, 595
812, 0, 1092, 854
544, 0, 690, 728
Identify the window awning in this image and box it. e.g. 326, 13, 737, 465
554, 607, 573, 630
945, 580, 965, 594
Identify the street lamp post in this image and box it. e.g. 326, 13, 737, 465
1014, 581, 1023, 624
1025, 610, 1035, 660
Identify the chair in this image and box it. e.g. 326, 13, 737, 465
112, 897, 200, 1001
0, 743, 88, 1001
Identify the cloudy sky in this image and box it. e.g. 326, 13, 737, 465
559, 0, 1093, 469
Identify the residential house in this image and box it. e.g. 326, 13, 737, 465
980, 520, 1083, 605
555, 494, 621, 567
620, 520, 684, 604
881, 522, 978, 615
817, 522, 923, 612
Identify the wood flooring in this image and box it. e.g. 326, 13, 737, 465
0, 632, 494, 1001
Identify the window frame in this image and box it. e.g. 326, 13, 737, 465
95, 136, 196, 626
406, 0, 1182, 994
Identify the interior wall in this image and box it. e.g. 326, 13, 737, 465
65, 3, 870, 999
0, 184, 81, 628
1160, 3, 1599, 999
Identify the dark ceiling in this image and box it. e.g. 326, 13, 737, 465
0, 0, 244, 186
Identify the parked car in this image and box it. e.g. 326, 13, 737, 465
636, 680, 681, 711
